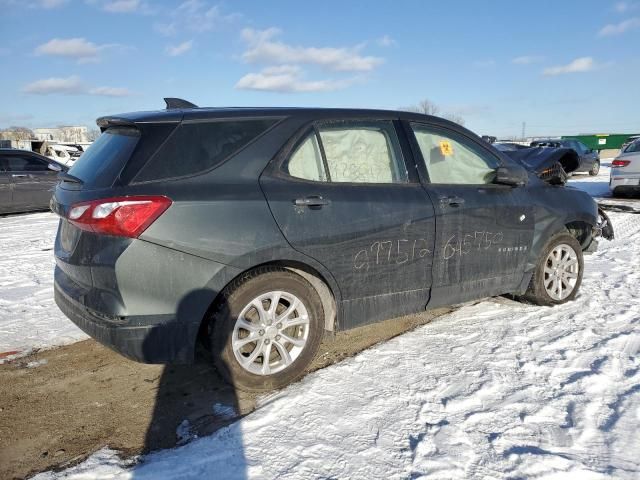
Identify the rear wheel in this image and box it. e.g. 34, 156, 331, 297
589, 159, 600, 176
523, 233, 583, 306
210, 267, 324, 392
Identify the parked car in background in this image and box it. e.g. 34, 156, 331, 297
52, 101, 612, 392
44, 144, 79, 167
621, 135, 640, 152
493, 142, 530, 152
530, 139, 600, 176
0, 148, 67, 214
610, 139, 640, 197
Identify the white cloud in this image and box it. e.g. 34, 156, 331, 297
34, 37, 128, 63
88, 86, 132, 96
543, 57, 596, 76
165, 40, 193, 56
512, 55, 544, 65
35, 38, 101, 62
240, 28, 383, 72
155, 1, 240, 36
104, 0, 139, 12
0, 0, 68, 8
598, 17, 640, 36
377, 35, 396, 47
235, 65, 356, 93
22, 76, 132, 96
85, 0, 152, 14
22, 76, 85, 95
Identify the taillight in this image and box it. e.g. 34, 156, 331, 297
67, 196, 171, 238
612, 159, 631, 167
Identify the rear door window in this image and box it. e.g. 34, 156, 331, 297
134, 119, 278, 182
285, 120, 408, 184
287, 134, 328, 182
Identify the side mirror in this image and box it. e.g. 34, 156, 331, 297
48, 163, 62, 172
493, 164, 528, 187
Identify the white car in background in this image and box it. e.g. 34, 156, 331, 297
610, 139, 640, 197
44, 144, 79, 167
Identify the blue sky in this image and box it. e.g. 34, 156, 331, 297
1, 0, 639, 137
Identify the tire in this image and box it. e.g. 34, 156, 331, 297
523, 232, 584, 306
589, 159, 600, 176
210, 267, 324, 392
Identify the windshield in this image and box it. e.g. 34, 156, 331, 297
68, 128, 140, 189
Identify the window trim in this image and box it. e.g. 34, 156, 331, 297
404, 120, 507, 187
277, 118, 415, 186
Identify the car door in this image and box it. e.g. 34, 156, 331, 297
0, 157, 13, 214
8, 154, 59, 211
260, 119, 437, 329
404, 121, 535, 307
575, 141, 597, 168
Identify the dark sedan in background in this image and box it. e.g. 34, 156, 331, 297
0, 148, 67, 214
530, 139, 600, 176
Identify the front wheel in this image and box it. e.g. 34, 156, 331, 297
589, 159, 600, 176
210, 267, 324, 392
523, 233, 584, 306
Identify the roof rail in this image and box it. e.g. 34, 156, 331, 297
164, 97, 198, 109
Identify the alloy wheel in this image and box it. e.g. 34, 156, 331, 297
231, 291, 310, 375
543, 244, 579, 301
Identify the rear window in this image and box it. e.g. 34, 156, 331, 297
625, 140, 640, 153
68, 127, 140, 188
133, 119, 277, 182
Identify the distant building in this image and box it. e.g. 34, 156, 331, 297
33, 126, 89, 143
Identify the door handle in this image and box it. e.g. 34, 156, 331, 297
294, 196, 330, 208
439, 196, 465, 207
11, 174, 27, 178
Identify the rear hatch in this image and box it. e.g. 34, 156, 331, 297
52, 118, 181, 315
52, 111, 280, 315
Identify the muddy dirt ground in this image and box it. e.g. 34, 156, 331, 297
0, 307, 451, 479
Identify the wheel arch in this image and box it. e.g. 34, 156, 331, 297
565, 220, 594, 250
196, 258, 340, 356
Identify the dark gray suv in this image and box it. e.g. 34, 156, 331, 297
52, 101, 608, 391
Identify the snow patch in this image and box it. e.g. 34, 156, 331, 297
34, 210, 640, 479
0, 212, 88, 362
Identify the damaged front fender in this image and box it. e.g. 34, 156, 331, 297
594, 206, 615, 241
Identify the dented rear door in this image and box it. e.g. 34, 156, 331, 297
260, 119, 436, 328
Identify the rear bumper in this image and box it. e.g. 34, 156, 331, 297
610, 173, 640, 191
54, 276, 197, 363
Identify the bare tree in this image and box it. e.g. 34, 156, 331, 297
402, 99, 465, 126
0, 126, 35, 141
86, 128, 101, 142
440, 112, 466, 126
403, 99, 440, 116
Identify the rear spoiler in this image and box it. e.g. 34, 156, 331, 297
95, 98, 196, 132
96, 116, 137, 130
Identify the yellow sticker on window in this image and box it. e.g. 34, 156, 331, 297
439, 140, 453, 156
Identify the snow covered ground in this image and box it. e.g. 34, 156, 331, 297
0, 212, 87, 360
4, 163, 640, 479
